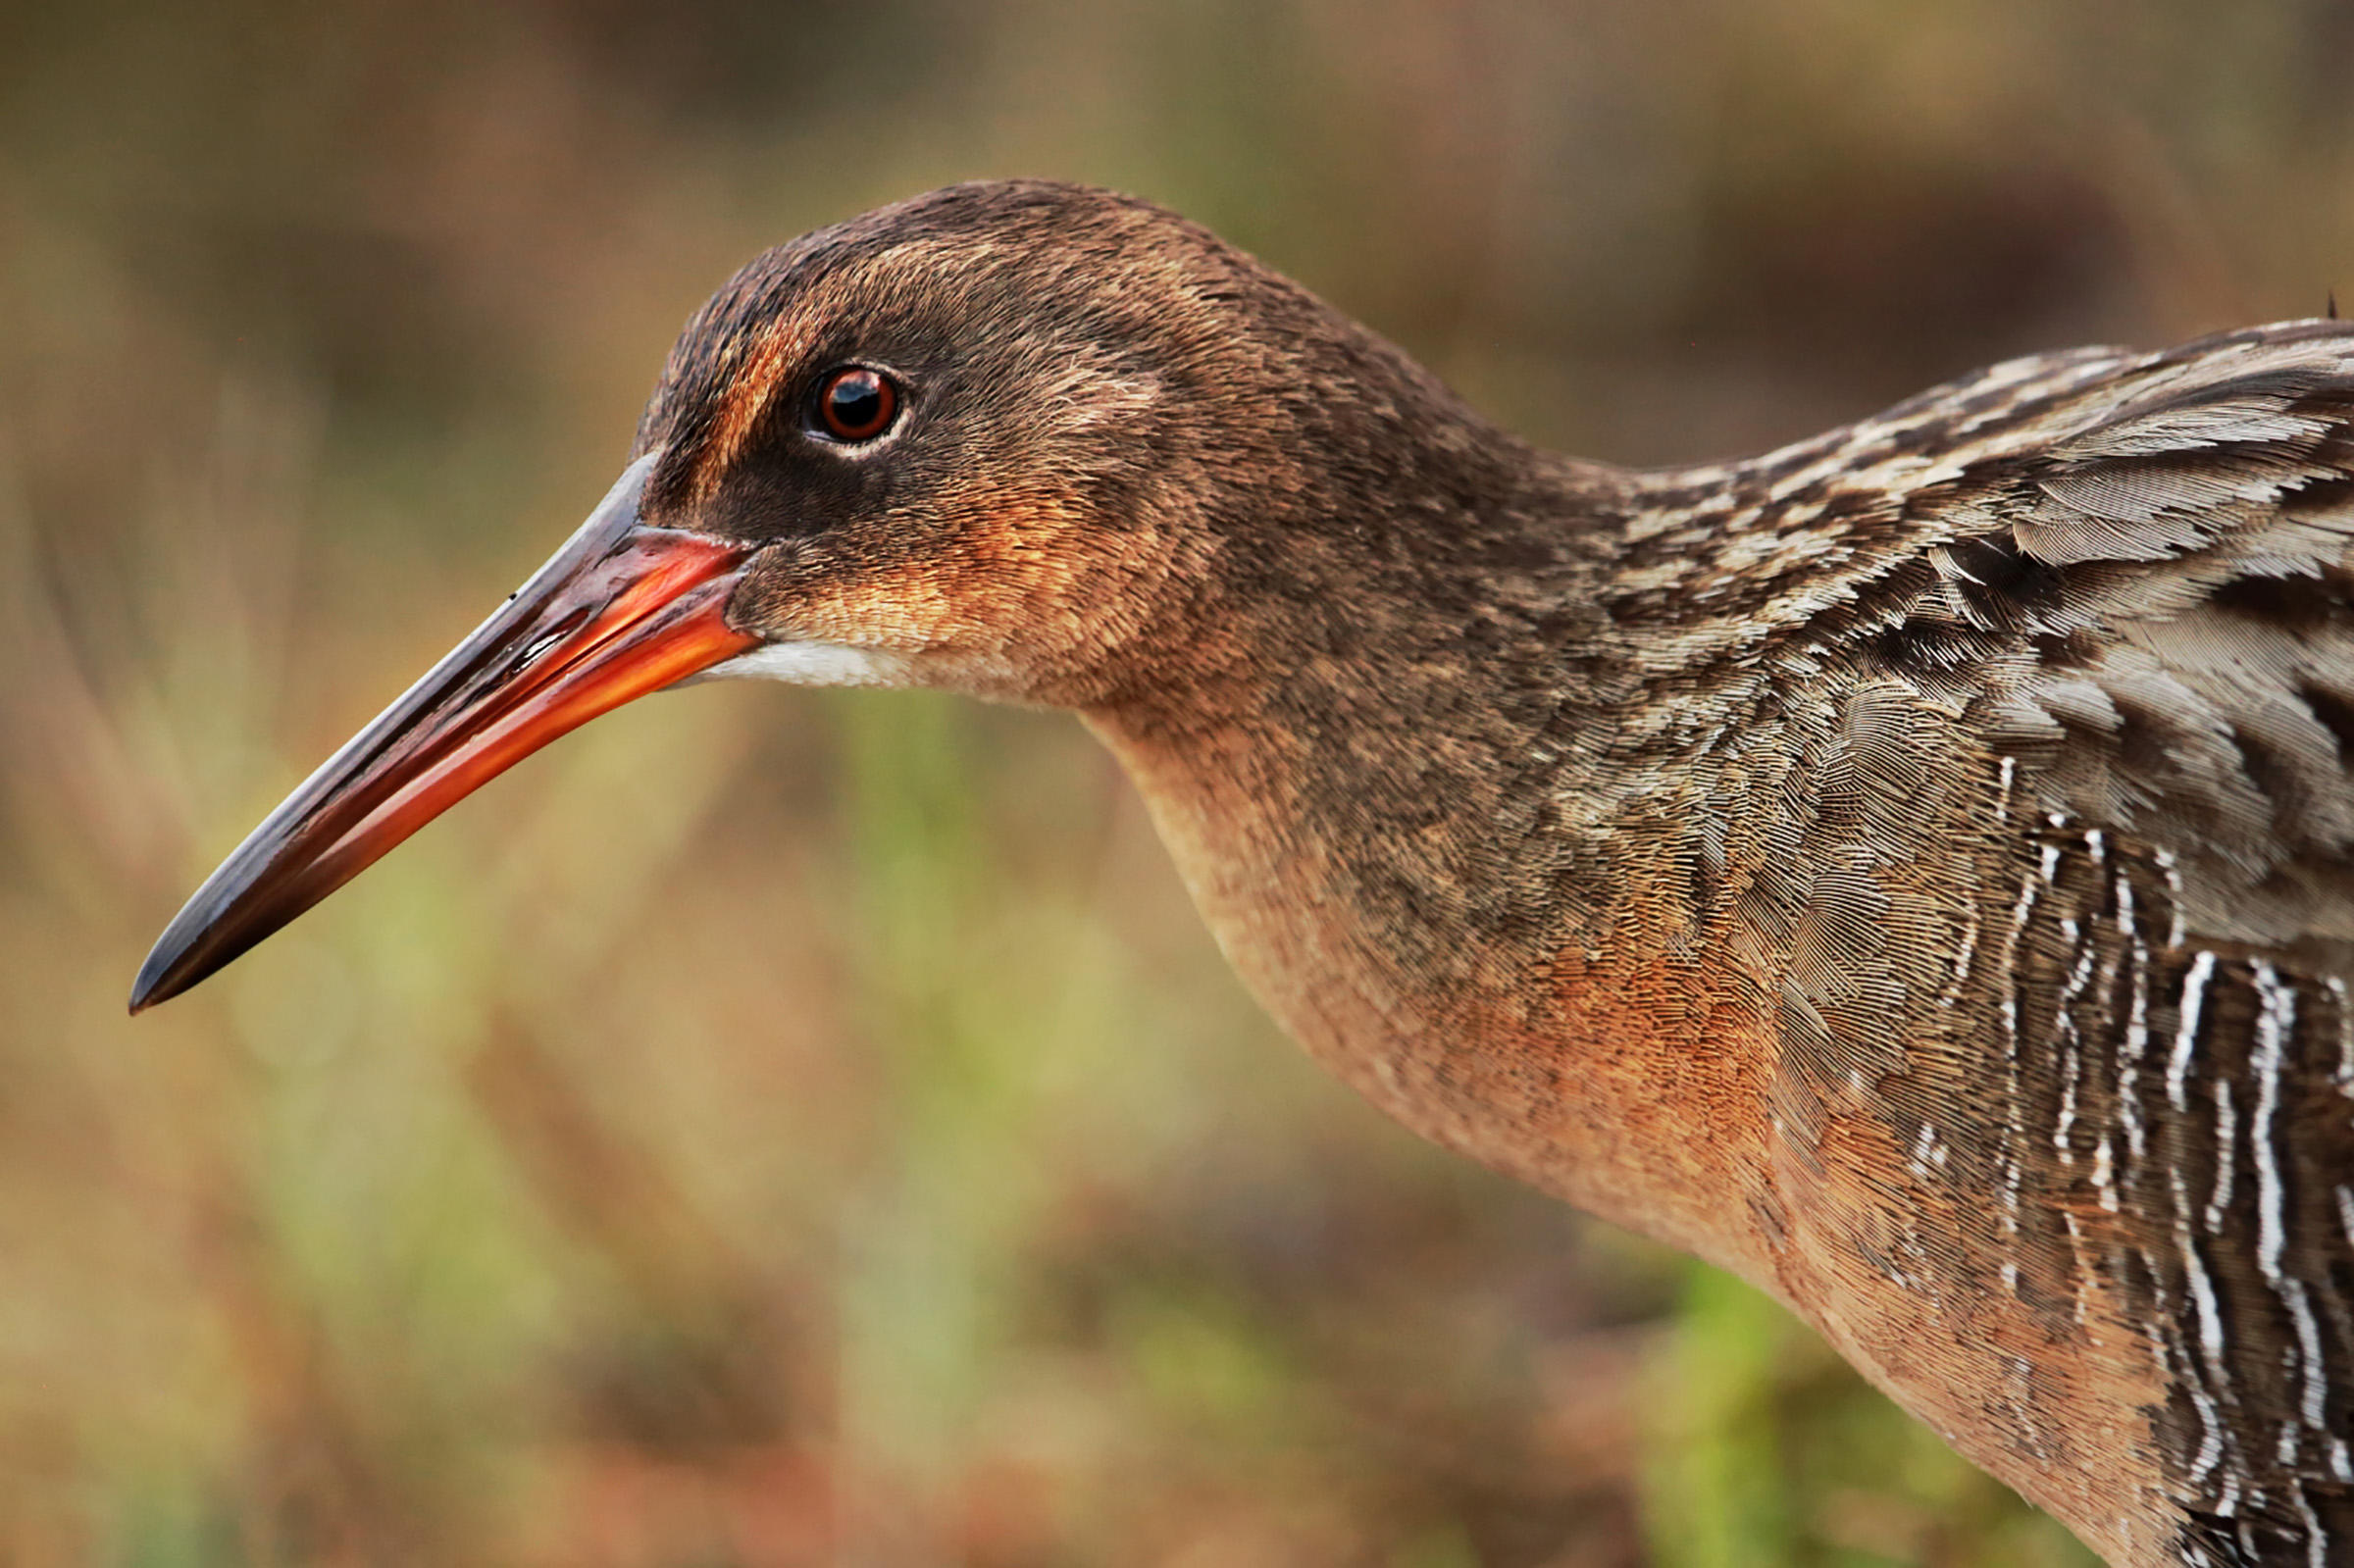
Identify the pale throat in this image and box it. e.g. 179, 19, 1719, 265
702, 640, 912, 687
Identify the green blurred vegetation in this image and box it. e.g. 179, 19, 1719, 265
5, 1, 2352, 1562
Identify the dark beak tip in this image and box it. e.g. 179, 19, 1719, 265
128, 935, 193, 1014
127, 972, 164, 1016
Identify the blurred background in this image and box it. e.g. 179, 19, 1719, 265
5, 2, 2351, 1563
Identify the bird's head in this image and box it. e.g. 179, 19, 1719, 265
633, 179, 1290, 705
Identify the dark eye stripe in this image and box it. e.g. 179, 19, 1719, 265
814, 367, 899, 442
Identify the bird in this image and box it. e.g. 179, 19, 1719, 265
130, 179, 2354, 1567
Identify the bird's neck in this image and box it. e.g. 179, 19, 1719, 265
1081, 456, 1791, 1282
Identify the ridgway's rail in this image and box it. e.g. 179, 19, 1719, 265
134, 181, 2354, 1566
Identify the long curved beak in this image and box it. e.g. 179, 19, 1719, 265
130, 454, 760, 1012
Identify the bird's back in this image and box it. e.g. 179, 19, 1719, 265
1613, 322, 2354, 1566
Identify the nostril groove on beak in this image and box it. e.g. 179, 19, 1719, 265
516, 628, 571, 672
505, 605, 597, 681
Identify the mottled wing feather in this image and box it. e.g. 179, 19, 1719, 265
1913, 326, 2354, 947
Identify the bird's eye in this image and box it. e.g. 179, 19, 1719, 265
811, 367, 900, 443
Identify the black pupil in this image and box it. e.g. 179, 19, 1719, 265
825, 372, 887, 436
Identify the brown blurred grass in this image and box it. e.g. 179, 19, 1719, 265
4, 2, 2351, 1563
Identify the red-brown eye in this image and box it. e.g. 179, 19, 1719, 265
813, 367, 899, 442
